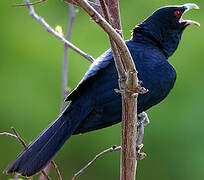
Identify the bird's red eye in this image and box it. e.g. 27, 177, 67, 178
174, 10, 181, 17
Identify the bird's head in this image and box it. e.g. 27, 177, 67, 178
132, 3, 200, 58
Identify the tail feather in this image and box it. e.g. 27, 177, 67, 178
5, 106, 81, 176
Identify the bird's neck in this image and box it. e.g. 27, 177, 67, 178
132, 24, 182, 59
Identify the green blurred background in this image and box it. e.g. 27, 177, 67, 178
0, 0, 203, 179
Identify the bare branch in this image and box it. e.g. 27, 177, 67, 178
51, 161, 63, 180
72, 146, 121, 180
64, 0, 103, 15
0, 131, 30, 179
0, 132, 17, 139
71, 1, 147, 180
74, 0, 138, 77
21, 0, 94, 63
41, 170, 52, 180
71, 112, 149, 179
39, 163, 52, 180
1, 127, 52, 180
5, 1, 150, 180
11, 127, 27, 148
40, 4, 76, 180
104, 0, 123, 37
61, 4, 76, 110
12, 0, 47, 7
98, 0, 125, 85
0, 127, 26, 149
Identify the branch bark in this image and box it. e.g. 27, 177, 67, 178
72, 0, 135, 71
64, 1, 148, 180
68, 1, 139, 180
98, 0, 125, 82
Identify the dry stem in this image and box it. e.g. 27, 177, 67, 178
64, 0, 103, 15
0, 127, 52, 180
51, 161, 63, 180
69, 1, 143, 180
71, 112, 149, 180
61, 4, 76, 110
12, 0, 47, 7
72, 146, 121, 180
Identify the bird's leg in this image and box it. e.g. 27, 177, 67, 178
136, 112, 150, 160
137, 111, 150, 127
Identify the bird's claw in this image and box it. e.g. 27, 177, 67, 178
137, 80, 149, 94
136, 152, 147, 160
114, 88, 125, 94
114, 79, 148, 95
137, 112, 150, 127
135, 112, 150, 160
136, 144, 146, 160
137, 86, 149, 94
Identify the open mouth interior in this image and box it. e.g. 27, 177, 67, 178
179, 3, 200, 26
179, 14, 200, 26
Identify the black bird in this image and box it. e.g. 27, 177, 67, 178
5, 3, 200, 177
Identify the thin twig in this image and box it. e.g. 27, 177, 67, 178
1, 127, 52, 180
0, 132, 17, 139
40, 4, 76, 180
98, 0, 126, 84
61, 4, 76, 110
39, 163, 52, 180
104, 0, 123, 38
72, 146, 121, 180
51, 161, 63, 180
41, 170, 52, 180
71, 112, 149, 180
12, 0, 47, 7
64, 0, 103, 15
0, 130, 34, 179
22, 0, 94, 63
74, 0, 136, 76
11, 127, 27, 148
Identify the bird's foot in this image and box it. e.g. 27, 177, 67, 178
114, 80, 149, 95
137, 112, 150, 127
136, 144, 147, 160
136, 112, 150, 160
136, 80, 149, 94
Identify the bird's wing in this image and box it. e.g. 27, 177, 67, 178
72, 41, 176, 134
65, 48, 113, 101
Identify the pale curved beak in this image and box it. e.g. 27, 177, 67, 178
180, 3, 200, 26
183, 3, 200, 11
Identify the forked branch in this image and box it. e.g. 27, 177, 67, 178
0, 127, 53, 180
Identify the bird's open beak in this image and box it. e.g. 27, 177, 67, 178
179, 3, 200, 26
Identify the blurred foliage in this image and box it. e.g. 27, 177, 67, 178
0, 0, 204, 180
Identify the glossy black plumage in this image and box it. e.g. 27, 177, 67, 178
5, 4, 199, 177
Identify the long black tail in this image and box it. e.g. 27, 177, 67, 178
5, 105, 80, 177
